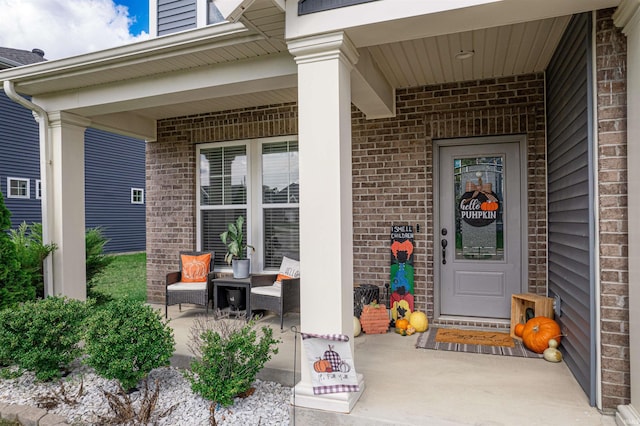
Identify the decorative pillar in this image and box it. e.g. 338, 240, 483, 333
287, 32, 364, 412
47, 112, 89, 300
613, 1, 640, 424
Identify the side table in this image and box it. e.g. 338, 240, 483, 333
213, 276, 253, 321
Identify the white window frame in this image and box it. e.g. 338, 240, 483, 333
196, 136, 299, 273
7, 177, 30, 199
35, 179, 42, 199
131, 188, 145, 204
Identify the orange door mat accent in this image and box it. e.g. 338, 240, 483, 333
435, 328, 515, 347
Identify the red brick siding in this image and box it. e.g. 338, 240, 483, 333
596, 8, 630, 410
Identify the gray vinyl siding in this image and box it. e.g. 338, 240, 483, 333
1, 90, 145, 253
546, 13, 595, 405
0, 90, 42, 226
157, 0, 197, 36
298, 0, 378, 15
85, 129, 146, 253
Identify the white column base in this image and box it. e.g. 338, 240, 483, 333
616, 404, 640, 426
291, 373, 365, 413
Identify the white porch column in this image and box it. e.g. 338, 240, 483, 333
614, 1, 640, 424
288, 32, 364, 413
46, 112, 89, 300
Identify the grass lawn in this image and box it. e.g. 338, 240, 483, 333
92, 252, 146, 302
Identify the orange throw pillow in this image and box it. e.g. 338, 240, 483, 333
181, 253, 211, 283
276, 273, 292, 283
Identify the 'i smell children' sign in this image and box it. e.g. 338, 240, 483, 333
390, 225, 415, 320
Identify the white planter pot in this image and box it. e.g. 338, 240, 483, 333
232, 259, 250, 279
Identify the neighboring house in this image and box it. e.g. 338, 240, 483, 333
0, 47, 146, 253
0, 1, 637, 423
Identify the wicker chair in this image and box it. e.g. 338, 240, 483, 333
165, 251, 214, 318
250, 255, 300, 330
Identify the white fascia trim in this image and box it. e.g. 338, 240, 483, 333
0, 22, 250, 84
613, 0, 640, 32
286, 0, 500, 41
34, 52, 296, 114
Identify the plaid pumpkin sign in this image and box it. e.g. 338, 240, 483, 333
301, 333, 359, 395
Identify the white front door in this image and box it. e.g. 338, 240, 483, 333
438, 139, 523, 319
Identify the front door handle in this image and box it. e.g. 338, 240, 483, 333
441, 239, 448, 264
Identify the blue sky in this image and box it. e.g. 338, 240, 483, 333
0, 0, 152, 59
117, 0, 149, 36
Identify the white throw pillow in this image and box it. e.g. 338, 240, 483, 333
279, 256, 300, 278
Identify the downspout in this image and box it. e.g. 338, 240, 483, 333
3, 80, 54, 297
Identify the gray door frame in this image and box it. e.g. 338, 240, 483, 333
433, 135, 529, 320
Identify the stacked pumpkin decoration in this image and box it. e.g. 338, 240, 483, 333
515, 316, 563, 358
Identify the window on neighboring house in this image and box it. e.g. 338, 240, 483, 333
35, 180, 42, 199
197, 138, 299, 270
7, 177, 29, 199
131, 188, 144, 204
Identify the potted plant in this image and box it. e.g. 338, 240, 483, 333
220, 216, 254, 279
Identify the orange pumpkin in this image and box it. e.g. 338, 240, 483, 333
514, 323, 525, 338
480, 201, 498, 211
395, 319, 410, 330
313, 358, 332, 373
521, 317, 562, 354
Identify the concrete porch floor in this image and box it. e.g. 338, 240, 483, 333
160, 304, 616, 426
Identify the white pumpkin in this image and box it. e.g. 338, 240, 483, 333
543, 347, 563, 363
353, 316, 362, 337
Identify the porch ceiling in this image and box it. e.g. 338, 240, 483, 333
365, 16, 572, 88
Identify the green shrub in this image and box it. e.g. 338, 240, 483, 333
84, 299, 175, 390
0, 297, 91, 381
184, 316, 279, 425
10, 222, 57, 299
0, 194, 34, 310
85, 227, 115, 302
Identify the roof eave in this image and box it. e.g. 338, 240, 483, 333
0, 22, 252, 92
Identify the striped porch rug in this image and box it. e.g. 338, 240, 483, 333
415, 327, 543, 358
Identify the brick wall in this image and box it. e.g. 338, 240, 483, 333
352, 75, 547, 322
146, 104, 297, 302
596, 8, 630, 410
149, 80, 547, 325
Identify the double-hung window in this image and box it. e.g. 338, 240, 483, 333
197, 137, 299, 271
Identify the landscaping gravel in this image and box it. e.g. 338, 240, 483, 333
0, 363, 291, 425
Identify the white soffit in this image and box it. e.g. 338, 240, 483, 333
367, 16, 572, 88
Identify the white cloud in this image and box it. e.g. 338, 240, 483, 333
0, 0, 149, 60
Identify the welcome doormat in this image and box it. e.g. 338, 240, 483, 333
416, 327, 543, 358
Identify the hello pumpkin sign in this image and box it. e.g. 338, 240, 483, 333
459, 176, 500, 227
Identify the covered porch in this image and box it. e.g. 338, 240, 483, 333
0, 0, 636, 421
